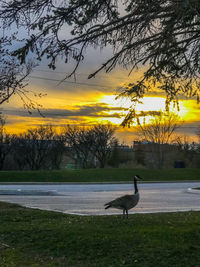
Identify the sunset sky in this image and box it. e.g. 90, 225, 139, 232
1, 45, 200, 145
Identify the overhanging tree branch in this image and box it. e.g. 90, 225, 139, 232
1, 0, 200, 124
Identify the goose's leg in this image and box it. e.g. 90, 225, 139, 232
123, 209, 125, 219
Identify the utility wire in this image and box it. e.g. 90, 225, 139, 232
29, 75, 115, 89
33, 68, 128, 81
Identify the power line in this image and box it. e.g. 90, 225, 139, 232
29, 75, 115, 89
34, 68, 127, 81
34, 69, 95, 76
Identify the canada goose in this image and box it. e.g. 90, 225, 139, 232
104, 175, 142, 218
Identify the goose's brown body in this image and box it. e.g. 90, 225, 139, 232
104, 175, 141, 218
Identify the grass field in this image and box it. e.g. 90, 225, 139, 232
0, 168, 200, 183
0, 202, 199, 266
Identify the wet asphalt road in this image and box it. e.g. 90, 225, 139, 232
0, 182, 199, 215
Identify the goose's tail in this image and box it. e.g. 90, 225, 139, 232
104, 204, 111, 210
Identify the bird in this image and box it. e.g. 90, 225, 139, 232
104, 175, 142, 218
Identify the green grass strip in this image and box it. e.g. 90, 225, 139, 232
0, 202, 200, 266
0, 168, 200, 183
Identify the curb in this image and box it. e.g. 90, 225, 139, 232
0, 180, 200, 185
187, 188, 200, 194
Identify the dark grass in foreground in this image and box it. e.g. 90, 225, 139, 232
0, 168, 200, 183
0, 202, 200, 267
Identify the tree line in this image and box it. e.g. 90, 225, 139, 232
1, 113, 200, 170
0, 121, 117, 170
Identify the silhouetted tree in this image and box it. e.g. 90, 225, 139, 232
108, 140, 120, 168
0, 116, 13, 169
49, 134, 66, 169
0, 37, 43, 110
63, 123, 117, 168
174, 136, 197, 167
136, 112, 180, 168
12, 125, 57, 170
11, 135, 27, 170
63, 125, 94, 168
92, 124, 116, 168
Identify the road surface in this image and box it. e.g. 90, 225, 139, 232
0, 182, 199, 215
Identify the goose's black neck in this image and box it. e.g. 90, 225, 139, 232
134, 178, 138, 194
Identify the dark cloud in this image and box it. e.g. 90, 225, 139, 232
73, 103, 128, 115
137, 111, 162, 117
2, 103, 127, 119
